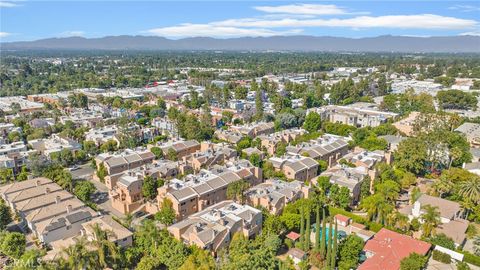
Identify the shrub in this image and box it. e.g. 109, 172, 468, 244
463, 251, 480, 267
284, 238, 293, 249
432, 250, 451, 264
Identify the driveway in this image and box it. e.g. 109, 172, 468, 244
85, 172, 126, 219
71, 163, 95, 180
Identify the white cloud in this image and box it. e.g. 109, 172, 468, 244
213, 14, 477, 30
449, 5, 480, 12
459, 31, 480, 36
0, 1, 21, 8
0, 32, 12, 38
254, 4, 348, 15
144, 24, 302, 38
59, 31, 85, 37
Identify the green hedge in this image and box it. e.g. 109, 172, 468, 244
327, 206, 384, 232
432, 250, 451, 264
463, 251, 480, 267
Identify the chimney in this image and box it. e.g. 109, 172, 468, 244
36, 180, 41, 186
45, 187, 51, 194
66, 205, 73, 213
55, 195, 61, 204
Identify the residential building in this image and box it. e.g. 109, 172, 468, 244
108, 160, 183, 214
59, 109, 103, 128
287, 248, 307, 265
157, 159, 262, 221
258, 128, 306, 156
286, 134, 349, 167
229, 122, 275, 138
405, 194, 469, 247
29, 118, 55, 129
154, 140, 201, 160
0, 141, 28, 156
182, 142, 237, 172
0, 96, 44, 114
0, 123, 21, 138
393, 111, 421, 136
95, 148, 155, 189
245, 179, 311, 215
359, 228, 431, 270
379, 135, 406, 151
29, 134, 82, 157
340, 148, 389, 168
455, 122, 480, 147
310, 102, 398, 128
168, 201, 262, 253
0, 178, 98, 245
85, 125, 120, 146
214, 129, 243, 144
80, 215, 133, 247
269, 155, 319, 182
319, 165, 373, 204
241, 147, 264, 159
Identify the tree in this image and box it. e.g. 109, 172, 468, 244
361, 194, 393, 224
15, 166, 28, 182
0, 231, 26, 259
0, 200, 12, 230
400, 253, 428, 270
255, 86, 264, 120
249, 153, 262, 168
166, 148, 178, 161
421, 205, 441, 237
142, 176, 158, 200
227, 180, 249, 203
315, 206, 321, 250
329, 185, 351, 209
179, 247, 215, 270
320, 208, 327, 258
96, 162, 107, 183
83, 140, 98, 156
0, 168, 14, 184
100, 139, 118, 153
60, 238, 96, 270
73, 181, 95, 202
429, 233, 456, 250
376, 180, 400, 202
338, 235, 364, 270
89, 223, 119, 268
155, 198, 176, 226
303, 112, 322, 133
394, 137, 427, 175
457, 177, 480, 203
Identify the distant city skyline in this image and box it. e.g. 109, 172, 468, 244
1, 0, 479, 42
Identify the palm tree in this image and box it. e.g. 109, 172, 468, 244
61, 238, 96, 270
433, 177, 453, 198
457, 178, 480, 204
394, 213, 410, 232
89, 223, 119, 268
421, 205, 441, 237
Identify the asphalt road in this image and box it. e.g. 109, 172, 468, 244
70, 163, 95, 179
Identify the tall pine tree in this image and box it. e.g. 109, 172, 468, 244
300, 207, 305, 250
331, 221, 338, 269
315, 206, 320, 250
305, 210, 311, 251
320, 208, 327, 258
326, 219, 333, 269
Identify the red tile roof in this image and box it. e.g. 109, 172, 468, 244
358, 228, 431, 270
286, 231, 301, 241
335, 214, 351, 223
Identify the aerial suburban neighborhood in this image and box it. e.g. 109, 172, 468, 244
1, 1, 480, 270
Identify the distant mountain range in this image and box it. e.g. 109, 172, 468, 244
1, 35, 480, 52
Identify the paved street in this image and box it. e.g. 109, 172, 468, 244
70, 163, 95, 179
87, 175, 126, 219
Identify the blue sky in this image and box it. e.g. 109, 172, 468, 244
1, 1, 479, 41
